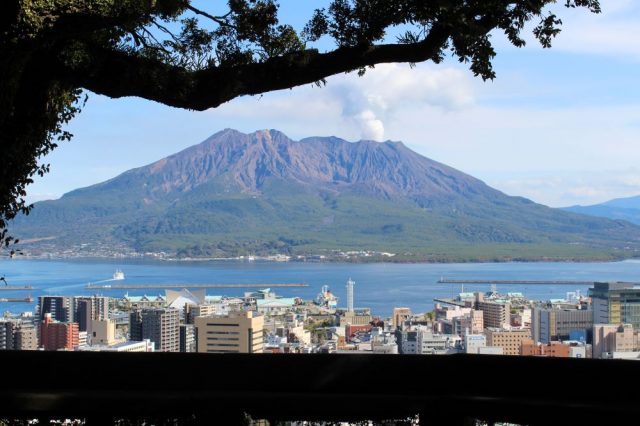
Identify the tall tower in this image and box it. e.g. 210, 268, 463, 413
346, 278, 355, 312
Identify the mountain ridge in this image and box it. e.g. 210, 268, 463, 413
79, 128, 494, 200
11, 129, 640, 261
563, 195, 640, 226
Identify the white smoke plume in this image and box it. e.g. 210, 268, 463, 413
331, 63, 475, 141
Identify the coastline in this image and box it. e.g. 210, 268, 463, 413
1, 257, 639, 318
2, 252, 637, 265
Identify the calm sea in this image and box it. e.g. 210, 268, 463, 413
1, 258, 639, 317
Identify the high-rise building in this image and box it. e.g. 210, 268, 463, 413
392, 307, 412, 330
180, 324, 196, 352
531, 307, 593, 344
475, 295, 510, 329
185, 304, 218, 324
14, 321, 38, 350
37, 296, 74, 322
592, 323, 639, 359
129, 310, 143, 341
76, 299, 91, 332
40, 313, 79, 351
75, 296, 110, 332
141, 308, 180, 352
195, 311, 264, 353
590, 282, 640, 329
453, 310, 484, 338
1, 320, 38, 350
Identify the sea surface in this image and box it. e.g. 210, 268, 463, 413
1, 258, 640, 317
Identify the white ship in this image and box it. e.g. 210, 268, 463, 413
113, 269, 125, 280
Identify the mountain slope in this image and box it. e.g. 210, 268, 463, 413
564, 195, 640, 226
11, 129, 640, 261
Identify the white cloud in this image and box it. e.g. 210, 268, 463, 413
339, 64, 474, 111
488, 168, 640, 207
555, 19, 640, 60
214, 63, 475, 141
494, 0, 640, 60
331, 64, 474, 140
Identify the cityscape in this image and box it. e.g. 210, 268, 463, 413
3, 277, 638, 360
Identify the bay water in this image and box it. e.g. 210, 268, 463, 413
1, 258, 639, 317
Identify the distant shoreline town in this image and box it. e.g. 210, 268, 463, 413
5, 244, 635, 264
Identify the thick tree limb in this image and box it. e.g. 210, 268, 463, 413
58, 25, 450, 111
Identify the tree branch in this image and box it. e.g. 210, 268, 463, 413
58, 25, 450, 111
185, 5, 235, 29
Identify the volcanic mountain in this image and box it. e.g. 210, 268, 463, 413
12, 129, 640, 261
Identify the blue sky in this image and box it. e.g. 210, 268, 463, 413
27, 0, 640, 207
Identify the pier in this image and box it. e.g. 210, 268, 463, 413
437, 279, 614, 285
86, 283, 309, 290
0, 296, 33, 303
0, 286, 33, 291
433, 297, 466, 307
